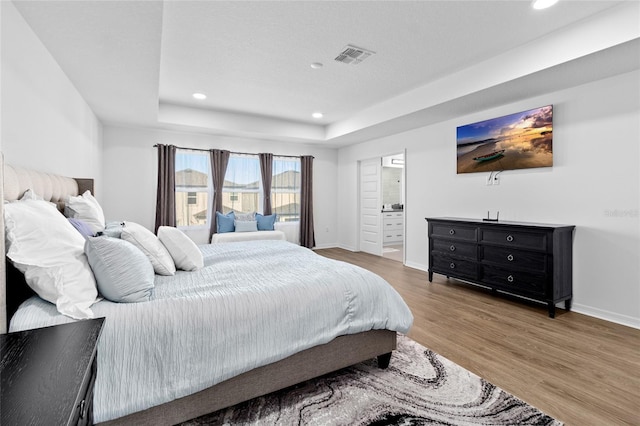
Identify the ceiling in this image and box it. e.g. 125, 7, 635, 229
11, 1, 639, 146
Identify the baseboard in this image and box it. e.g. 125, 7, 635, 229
404, 261, 428, 272
572, 304, 640, 330
312, 243, 339, 250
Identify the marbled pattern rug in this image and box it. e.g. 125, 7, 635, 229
181, 335, 562, 425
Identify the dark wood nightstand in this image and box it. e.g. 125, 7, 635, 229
1, 318, 104, 425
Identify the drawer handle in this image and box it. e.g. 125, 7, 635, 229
507, 254, 514, 261
449, 262, 456, 269
79, 399, 86, 418
449, 229, 455, 235
506, 235, 514, 242
450, 245, 456, 252
507, 275, 514, 283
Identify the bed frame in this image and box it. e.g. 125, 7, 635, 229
1, 161, 397, 425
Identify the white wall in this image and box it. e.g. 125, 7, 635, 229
0, 1, 103, 189
101, 125, 339, 246
338, 70, 640, 328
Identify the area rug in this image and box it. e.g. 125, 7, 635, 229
181, 335, 562, 425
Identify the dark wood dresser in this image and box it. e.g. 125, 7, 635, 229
426, 217, 575, 317
1, 318, 104, 425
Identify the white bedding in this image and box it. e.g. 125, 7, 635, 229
10, 240, 413, 423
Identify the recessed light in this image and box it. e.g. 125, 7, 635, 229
532, 0, 558, 10
310, 62, 323, 69
312, 112, 324, 119
192, 93, 207, 100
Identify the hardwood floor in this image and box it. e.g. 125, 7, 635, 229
315, 248, 640, 426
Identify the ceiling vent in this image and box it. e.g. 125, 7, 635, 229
334, 45, 375, 65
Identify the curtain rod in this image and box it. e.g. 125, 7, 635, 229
153, 144, 312, 159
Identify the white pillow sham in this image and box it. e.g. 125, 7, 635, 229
4, 199, 98, 319
65, 190, 106, 234
157, 226, 204, 271
120, 221, 176, 276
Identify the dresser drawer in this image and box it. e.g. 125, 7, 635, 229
383, 218, 404, 230
481, 266, 546, 296
431, 224, 477, 242
432, 255, 477, 279
382, 212, 404, 219
383, 230, 404, 242
480, 229, 547, 251
432, 239, 476, 259
480, 246, 547, 272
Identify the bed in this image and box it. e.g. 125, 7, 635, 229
1, 163, 413, 425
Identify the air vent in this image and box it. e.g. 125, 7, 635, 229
334, 45, 375, 65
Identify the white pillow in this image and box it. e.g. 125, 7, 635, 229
157, 226, 204, 271
65, 190, 106, 234
120, 222, 176, 276
85, 237, 154, 302
21, 189, 44, 200
4, 199, 98, 319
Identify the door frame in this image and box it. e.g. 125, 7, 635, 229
357, 150, 407, 264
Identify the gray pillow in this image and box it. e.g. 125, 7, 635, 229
85, 237, 154, 303
101, 221, 125, 238
234, 220, 258, 232
236, 212, 256, 221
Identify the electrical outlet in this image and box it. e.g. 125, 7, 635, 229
493, 174, 500, 185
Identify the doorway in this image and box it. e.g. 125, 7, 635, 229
381, 153, 404, 262
358, 152, 405, 263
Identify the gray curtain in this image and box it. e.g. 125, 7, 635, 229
209, 149, 231, 239
259, 153, 273, 215
299, 156, 315, 248
154, 144, 176, 233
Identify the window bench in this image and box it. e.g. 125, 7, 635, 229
210, 230, 287, 244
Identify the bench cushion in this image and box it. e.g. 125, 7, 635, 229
210, 230, 286, 244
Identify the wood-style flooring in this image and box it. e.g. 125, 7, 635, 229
315, 248, 640, 426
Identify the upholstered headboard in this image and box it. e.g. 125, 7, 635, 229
3, 164, 94, 210
0, 162, 94, 333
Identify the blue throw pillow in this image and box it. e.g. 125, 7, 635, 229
216, 211, 236, 233
255, 213, 277, 231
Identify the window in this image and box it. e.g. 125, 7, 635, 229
175, 150, 210, 227
271, 157, 301, 222
174, 151, 301, 228
222, 154, 261, 215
